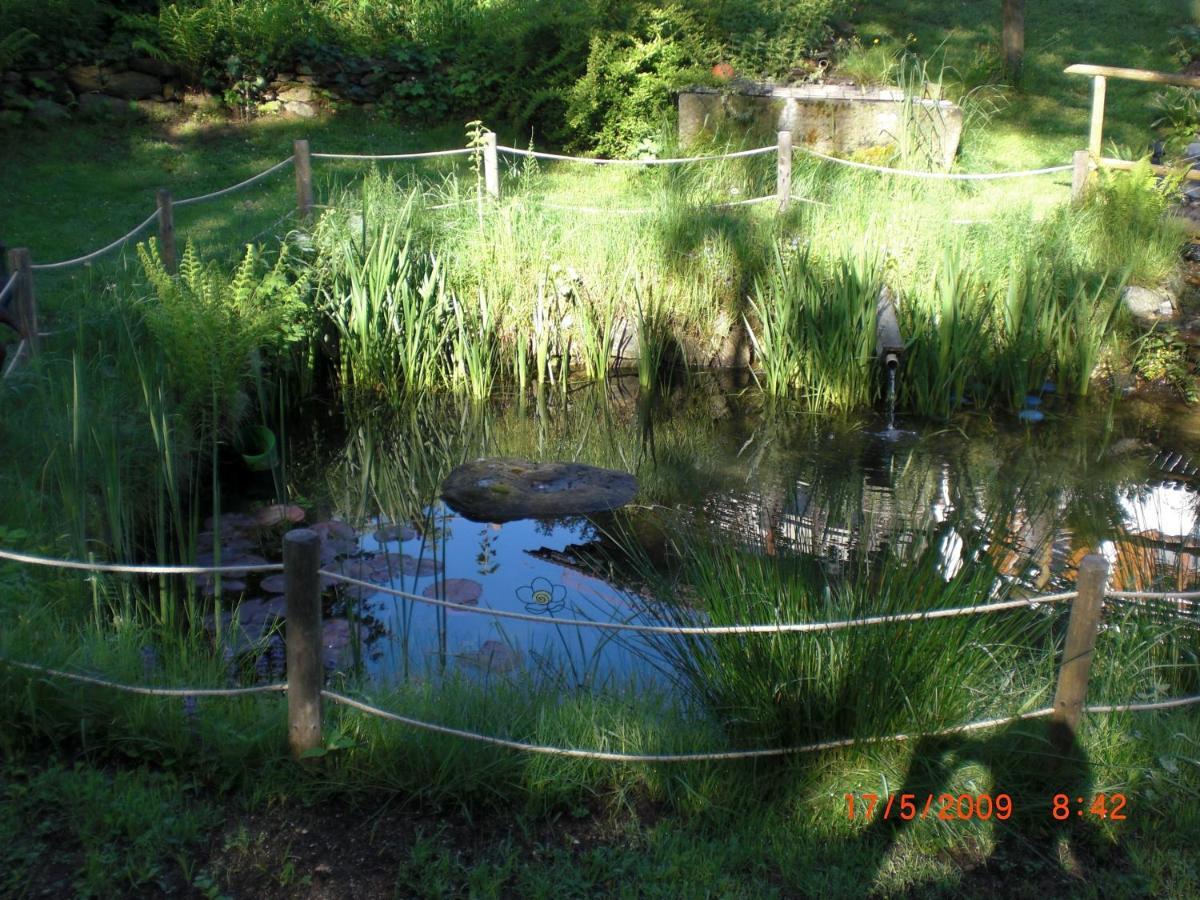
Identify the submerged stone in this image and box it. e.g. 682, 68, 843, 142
441, 458, 638, 523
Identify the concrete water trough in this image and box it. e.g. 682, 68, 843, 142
679, 82, 963, 170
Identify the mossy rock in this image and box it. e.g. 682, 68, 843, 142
441, 457, 638, 523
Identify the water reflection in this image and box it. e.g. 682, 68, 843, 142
297, 375, 1200, 686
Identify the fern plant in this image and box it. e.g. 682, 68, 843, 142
0, 28, 37, 71
137, 239, 307, 435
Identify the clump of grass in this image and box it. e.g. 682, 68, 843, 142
628, 492, 1058, 747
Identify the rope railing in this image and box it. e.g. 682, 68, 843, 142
320, 568, 1077, 635
28, 156, 294, 271
322, 693, 1200, 762
1, 542, 1196, 768
172, 156, 294, 208
29, 211, 160, 272
791, 146, 1075, 181
495, 145, 777, 165
2, 658, 286, 697
311, 148, 475, 161
0, 546, 281, 576
5, 653, 1196, 764
1107, 589, 1200, 599
2, 339, 27, 380
0, 273, 18, 307
15, 134, 1084, 276
0, 542, 1193, 631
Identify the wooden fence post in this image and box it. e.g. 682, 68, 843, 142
776, 130, 792, 212
294, 139, 314, 221
1088, 75, 1107, 160
1050, 554, 1109, 751
6, 247, 38, 357
284, 528, 323, 759
1071, 149, 1091, 204
156, 189, 177, 274
483, 131, 499, 199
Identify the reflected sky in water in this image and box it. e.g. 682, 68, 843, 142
284, 375, 1200, 686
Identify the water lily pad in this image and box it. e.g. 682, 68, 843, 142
196, 576, 247, 597
237, 596, 287, 623
320, 618, 369, 658
401, 555, 437, 577
365, 555, 400, 581
254, 504, 306, 527
373, 523, 417, 543
312, 520, 357, 542
333, 558, 374, 582
422, 578, 483, 608
259, 573, 287, 594
456, 639, 521, 673
441, 458, 637, 523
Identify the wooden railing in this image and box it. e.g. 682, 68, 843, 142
1065, 63, 1200, 201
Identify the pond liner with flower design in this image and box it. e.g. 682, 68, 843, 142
516, 576, 568, 614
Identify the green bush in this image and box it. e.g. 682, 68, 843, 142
565, 4, 715, 156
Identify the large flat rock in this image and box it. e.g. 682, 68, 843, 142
441, 458, 637, 523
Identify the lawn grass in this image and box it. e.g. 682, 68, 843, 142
853, 0, 1194, 167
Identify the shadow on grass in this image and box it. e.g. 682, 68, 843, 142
862, 719, 1149, 897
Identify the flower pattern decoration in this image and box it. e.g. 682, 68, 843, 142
517, 576, 567, 615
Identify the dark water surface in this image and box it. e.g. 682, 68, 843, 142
236, 375, 1200, 686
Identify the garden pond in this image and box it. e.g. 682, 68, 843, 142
205, 373, 1200, 690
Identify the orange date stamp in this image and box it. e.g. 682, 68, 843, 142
846, 792, 1013, 821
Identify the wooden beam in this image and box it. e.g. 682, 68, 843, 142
285, 528, 323, 760
1065, 64, 1200, 89
1098, 156, 1200, 181
1088, 75, 1107, 159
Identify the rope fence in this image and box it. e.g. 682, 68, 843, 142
0, 546, 281, 576
1, 658, 286, 697
312, 148, 475, 161
10, 127, 1093, 282
0, 272, 18, 307
792, 145, 1075, 181
320, 569, 1078, 635
0, 540, 1194, 764
3, 652, 1197, 764
495, 144, 777, 165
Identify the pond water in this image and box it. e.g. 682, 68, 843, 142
217, 374, 1200, 688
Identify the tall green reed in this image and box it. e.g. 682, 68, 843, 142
746, 248, 881, 410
